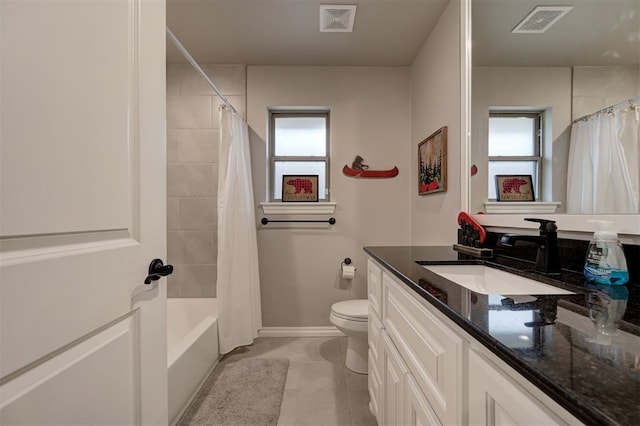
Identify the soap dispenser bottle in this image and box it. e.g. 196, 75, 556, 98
584, 221, 629, 285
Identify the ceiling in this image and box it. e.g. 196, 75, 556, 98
473, 0, 640, 67
166, 0, 640, 67
166, 0, 449, 66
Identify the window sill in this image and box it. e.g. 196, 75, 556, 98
483, 201, 561, 214
260, 202, 337, 215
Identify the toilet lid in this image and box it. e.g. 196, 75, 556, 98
331, 299, 368, 321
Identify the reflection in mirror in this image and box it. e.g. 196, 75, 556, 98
471, 0, 640, 215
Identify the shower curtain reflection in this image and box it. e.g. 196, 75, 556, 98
567, 101, 639, 214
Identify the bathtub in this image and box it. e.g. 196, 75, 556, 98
167, 298, 220, 425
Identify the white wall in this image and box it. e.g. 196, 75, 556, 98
572, 65, 640, 119
470, 67, 572, 214
247, 66, 412, 327
410, 0, 463, 245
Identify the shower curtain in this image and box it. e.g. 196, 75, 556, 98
566, 105, 639, 214
217, 106, 262, 354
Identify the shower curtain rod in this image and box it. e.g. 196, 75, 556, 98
166, 27, 240, 116
572, 95, 640, 123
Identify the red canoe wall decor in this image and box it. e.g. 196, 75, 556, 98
342, 165, 399, 178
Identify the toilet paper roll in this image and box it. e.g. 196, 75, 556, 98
341, 264, 355, 279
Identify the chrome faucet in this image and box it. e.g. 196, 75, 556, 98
500, 218, 561, 275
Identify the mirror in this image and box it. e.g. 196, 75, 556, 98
470, 0, 640, 220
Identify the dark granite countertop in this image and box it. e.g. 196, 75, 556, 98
364, 246, 640, 426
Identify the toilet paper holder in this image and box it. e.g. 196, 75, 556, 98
341, 258, 357, 279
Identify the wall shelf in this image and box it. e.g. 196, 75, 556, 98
259, 202, 337, 215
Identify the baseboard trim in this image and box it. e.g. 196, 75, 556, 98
258, 326, 345, 338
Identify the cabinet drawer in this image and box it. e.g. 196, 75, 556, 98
367, 258, 383, 319
382, 271, 462, 425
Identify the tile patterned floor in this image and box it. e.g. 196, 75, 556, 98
220, 336, 378, 426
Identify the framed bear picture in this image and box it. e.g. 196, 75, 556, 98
495, 175, 535, 201
282, 175, 319, 202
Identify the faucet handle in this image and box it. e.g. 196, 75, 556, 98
525, 218, 557, 233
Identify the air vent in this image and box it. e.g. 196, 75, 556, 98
320, 5, 357, 32
512, 6, 573, 34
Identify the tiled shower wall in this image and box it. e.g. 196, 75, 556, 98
166, 64, 247, 298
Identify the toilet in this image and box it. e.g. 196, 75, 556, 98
330, 299, 368, 374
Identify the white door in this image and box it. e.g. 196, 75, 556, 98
0, 0, 168, 424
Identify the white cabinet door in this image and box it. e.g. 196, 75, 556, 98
368, 256, 384, 422
469, 350, 566, 426
0, 0, 167, 424
382, 331, 408, 426
368, 353, 382, 421
368, 312, 383, 421
383, 270, 463, 425
367, 258, 383, 318
406, 374, 442, 426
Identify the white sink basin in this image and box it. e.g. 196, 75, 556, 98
422, 265, 574, 296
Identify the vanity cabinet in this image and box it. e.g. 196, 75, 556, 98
468, 349, 567, 426
367, 259, 384, 419
406, 373, 442, 426
382, 271, 463, 425
377, 328, 441, 426
368, 311, 383, 418
367, 257, 582, 426
367, 258, 462, 425
367, 258, 383, 319
381, 331, 408, 425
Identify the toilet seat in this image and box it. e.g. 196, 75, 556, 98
330, 299, 368, 322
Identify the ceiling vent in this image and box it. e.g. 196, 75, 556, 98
512, 6, 573, 34
320, 5, 357, 32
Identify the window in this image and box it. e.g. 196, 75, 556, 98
488, 112, 542, 200
269, 111, 330, 201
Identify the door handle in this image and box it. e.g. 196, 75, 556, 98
144, 258, 174, 284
